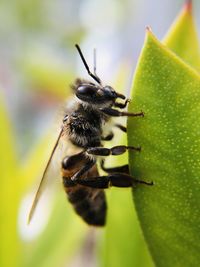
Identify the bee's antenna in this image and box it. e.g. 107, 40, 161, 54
93, 48, 97, 76
75, 44, 101, 85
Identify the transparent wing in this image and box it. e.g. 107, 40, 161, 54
28, 127, 65, 224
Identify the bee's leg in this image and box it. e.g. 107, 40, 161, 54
101, 132, 114, 141
75, 173, 153, 189
114, 123, 127, 132
114, 99, 130, 109
100, 107, 144, 117
62, 152, 96, 182
100, 159, 129, 174
62, 151, 86, 171
71, 158, 96, 181
86, 145, 141, 156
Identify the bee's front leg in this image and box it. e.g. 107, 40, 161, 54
100, 107, 144, 117
114, 98, 130, 109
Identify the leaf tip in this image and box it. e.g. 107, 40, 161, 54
145, 26, 155, 40
145, 26, 158, 43
184, 0, 193, 13
145, 26, 152, 33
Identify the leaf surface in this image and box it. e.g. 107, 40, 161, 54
128, 30, 200, 267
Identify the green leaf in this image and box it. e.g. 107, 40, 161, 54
163, 0, 200, 70
101, 189, 154, 267
128, 30, 200, 267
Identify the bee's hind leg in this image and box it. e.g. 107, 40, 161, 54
66, 155, 153, 189
99, 160, 153, 188
75, 173, 153, 189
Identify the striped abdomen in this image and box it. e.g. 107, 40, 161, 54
62, 164, 107, 226
66, 186, 107, 226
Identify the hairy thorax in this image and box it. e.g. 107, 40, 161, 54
64, 102, 107, 148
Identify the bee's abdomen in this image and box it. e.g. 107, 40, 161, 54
66, 187, 107, 226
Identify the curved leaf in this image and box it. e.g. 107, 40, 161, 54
128, 30, 200, 267
163, 0, 200, 70
100, 3, 200, 266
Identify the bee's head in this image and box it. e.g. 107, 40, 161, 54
75, 44, 126, 107
76, 84, 125, 106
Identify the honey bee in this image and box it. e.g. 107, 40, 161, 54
28, 45, 152, 226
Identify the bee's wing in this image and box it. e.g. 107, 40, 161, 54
28, 127, 65, 224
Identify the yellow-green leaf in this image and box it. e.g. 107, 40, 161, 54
128, 30, 200, 267
163, 0, 200, 70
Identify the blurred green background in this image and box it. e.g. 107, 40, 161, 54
0, 1, 200, 267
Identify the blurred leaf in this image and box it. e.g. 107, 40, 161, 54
19, 127, 88, 267
0, 92, 21, 267
163, 0, 200, 70
20, 49, 73, 98
14, 0, 46, 29
22, 194, 88, 267
101, 189, 154, 267
19, 128, 61, 193
128, 30, 200, 267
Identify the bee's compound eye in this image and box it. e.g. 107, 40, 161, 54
77, 85, 96, 95
103, 86, 117, 99
76, 85, 97, 102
